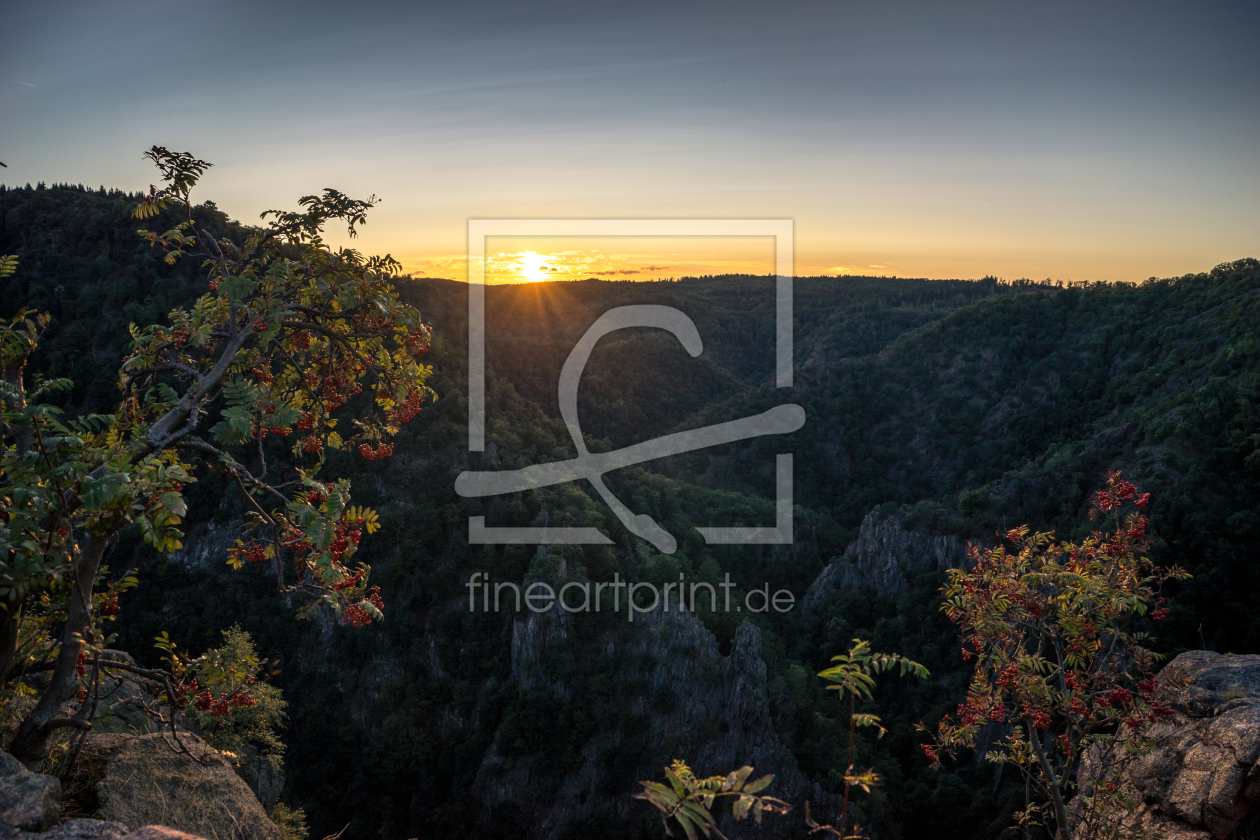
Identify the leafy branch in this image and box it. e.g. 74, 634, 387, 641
815, 638, 929, 838
635, 760, 790, 840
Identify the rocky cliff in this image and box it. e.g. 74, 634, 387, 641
803, 508, 969, 608
472, 604, 823, 838
1076, 650, 1260, 840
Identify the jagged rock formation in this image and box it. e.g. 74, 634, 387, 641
1076, 651, 1260, 840
0, 743, 218, 840
803, 508, 968, 608
473, 605, 821, 838
232, 751, 283, 817
165, 521, 242, 573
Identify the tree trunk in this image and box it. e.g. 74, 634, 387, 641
1027, 718, 1071, 840
9, 532, 109, 770
0, 604, 23, 688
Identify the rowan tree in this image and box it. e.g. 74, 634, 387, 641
921, 472, 1189, 840
0, 147, 434, 767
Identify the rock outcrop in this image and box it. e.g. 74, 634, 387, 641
80, 733, 278, 840
804, 508, 968, 607
473, 605, 819, 838
0, 745, 209, 840
1076, 650, 1260, 840
5, 818, 131, 840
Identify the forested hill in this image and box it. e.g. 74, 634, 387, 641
3, 183, 1259, 839
0, 183, 248, 408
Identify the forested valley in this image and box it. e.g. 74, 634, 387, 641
3, 181, 1258, 840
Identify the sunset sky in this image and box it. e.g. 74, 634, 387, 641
2, 0, 1256, 284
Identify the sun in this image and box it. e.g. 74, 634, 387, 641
517, 251, 551, 282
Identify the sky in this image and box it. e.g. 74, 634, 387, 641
2, 0, 1256, 284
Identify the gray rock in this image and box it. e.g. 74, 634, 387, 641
1076, 651, 1260, 840
0, 771, 60, 832
230, 752, 283, 816
0, 753, 26, 779
803, 508, 969, 607
23, 818, 130, 839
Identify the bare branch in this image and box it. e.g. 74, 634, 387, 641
126, 362, 207, 386
146, 320, 255, 446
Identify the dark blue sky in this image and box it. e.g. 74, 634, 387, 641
3, 0, 1256, 281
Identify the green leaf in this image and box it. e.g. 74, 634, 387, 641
220, 274, 257, 303
673, 810, 700, 840
742, 774, 774, 794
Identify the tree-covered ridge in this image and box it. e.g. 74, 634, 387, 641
0, 183, 244, 410
775, 258, 1260, 652
4, 183, 1258, 839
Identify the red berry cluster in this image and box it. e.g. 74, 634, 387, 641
390, 389, 424, 424
244, 543, 267, 564
252, 319, 269, 331
404, 327, 431, 356
1023, 706, 1053, 729
75, 650, 88, 679
329, 523, 362, 563
250, 366, 274, 384
291, 330, 311, 351
956, 693, 1005, 725
296, 411, 316, 431
1011, 594, 1045, 620
194, 688, 258, 717
302, 435, 324, 453
102, 596, 121, 616
173, 678, 198, 706
306, 485, 332, 506
358, 313, 395, 333
1095, 475, 1149, 513
281, 529, 312, 553
342, 586, 384, 627
333, 568, 366, 591
1134, 677, 1177, 722
1096, 688, 1132, 708
315, 359, 366, 412
357, 442, 394, 460
172, 328, 190, 347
